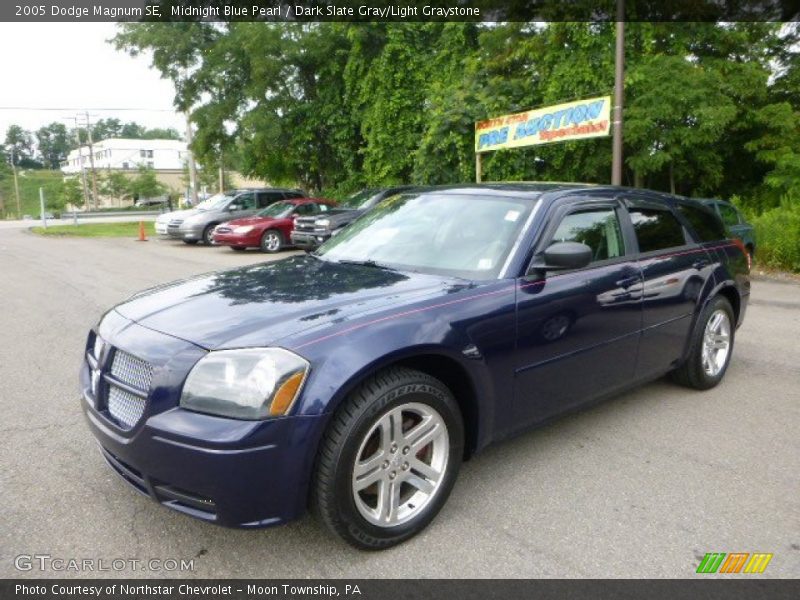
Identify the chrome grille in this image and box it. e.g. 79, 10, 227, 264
107, 386, 147, 430
111, 350, 154, 391
294, 221, 315, 232
168, 218, 184, 227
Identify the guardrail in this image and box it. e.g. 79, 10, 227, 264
60, 210, 163, 219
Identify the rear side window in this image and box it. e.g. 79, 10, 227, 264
550, 208, 625, 262
677, 203, 726, 242
718, 203, 741, 227
628, 206, 686, 253
283, 191, 304, 199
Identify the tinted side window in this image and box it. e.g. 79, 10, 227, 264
263, 192, 285, 207
718, 203, 741, 227
236, 193, 256, 210
677, 203, 726, 242
550, 208, 625, 262
283, 191, 304, 199
628, 206, 687, 252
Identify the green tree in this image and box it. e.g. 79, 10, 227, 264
129, 166, 166, 200
4, 125, 39, 167
62, 177, 85, 208
99, 171, 133, 205
36, 122, 71, 169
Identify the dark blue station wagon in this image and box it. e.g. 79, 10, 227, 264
81, 184, 750, 549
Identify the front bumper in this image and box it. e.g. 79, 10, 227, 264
168, 223, 203, 240
213, 231, 258, 248
82, 393, 327, 527
290, 230, 330, 250
79, 316, 328, 528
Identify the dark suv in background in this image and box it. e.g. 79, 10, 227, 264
699, 198, 756, 258
291, 186, 417, 250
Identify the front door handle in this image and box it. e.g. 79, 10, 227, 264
692, 259, 711, 269
616, 276, 640, 289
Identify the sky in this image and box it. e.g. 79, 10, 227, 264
0, 23, 183, 140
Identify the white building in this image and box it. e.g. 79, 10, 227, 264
61, 138, 188, 174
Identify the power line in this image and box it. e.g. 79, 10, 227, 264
0, 106, 176, 112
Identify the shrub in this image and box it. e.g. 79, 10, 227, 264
750, 196, 800, 272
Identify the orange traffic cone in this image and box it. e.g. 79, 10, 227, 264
136, 221, 148, 242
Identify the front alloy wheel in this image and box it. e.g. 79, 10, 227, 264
313, 367, 463, 549
352, 403, 449, 527
260, 230, 283, 253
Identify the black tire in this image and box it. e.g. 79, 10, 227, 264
260, 229, 283, 253
671, 295, 735, 390
182, 239, 198, 245
312, 367, 464, 550
202, 224, 217, 245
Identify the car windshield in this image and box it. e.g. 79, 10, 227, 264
196, 193, 235, 211
316, 192, 536, 280
257, 201, 295, 218
338, 189, 377, 210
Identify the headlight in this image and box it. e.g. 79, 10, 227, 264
315, 219, 330, 228
180, 348, 309, 419
233, 225, 254, 234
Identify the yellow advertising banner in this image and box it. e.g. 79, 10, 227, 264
475, 96, 611, 153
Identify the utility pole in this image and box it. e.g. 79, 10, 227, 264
11, 149, 21, 218
83, 112, 99, 209
611, 0, 625, 186
184, 113, 199, 205
218, 147, 224, 193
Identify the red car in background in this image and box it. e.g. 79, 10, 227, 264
213, 198, 337, 253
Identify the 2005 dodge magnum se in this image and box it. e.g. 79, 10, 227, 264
81, 184, 749, 549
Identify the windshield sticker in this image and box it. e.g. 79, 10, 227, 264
505, 210, 521, 222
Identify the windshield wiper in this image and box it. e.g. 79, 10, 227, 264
335, 258, 398, 272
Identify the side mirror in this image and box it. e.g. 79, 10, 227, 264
528, 241, 592, 276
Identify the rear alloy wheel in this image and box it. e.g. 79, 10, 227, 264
260, 229, 283, 253
202, 224, 217, 246
313, 367, 463, 549
672, 295, 735, 390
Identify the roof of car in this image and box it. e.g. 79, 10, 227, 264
399, 183, 717, 208
228, 187, 303, 193
288, 197, 336, 204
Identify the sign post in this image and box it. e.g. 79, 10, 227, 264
474, 96, 612, 182
39, 187, 47, 229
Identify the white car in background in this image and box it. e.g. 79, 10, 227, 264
155, 209, 197, 236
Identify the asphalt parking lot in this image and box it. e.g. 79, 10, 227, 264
0, 226, 798, 578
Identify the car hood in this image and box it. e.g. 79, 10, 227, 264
224, 216, 275, 227
158, 209, 197, 222
113, 255, 462, 350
